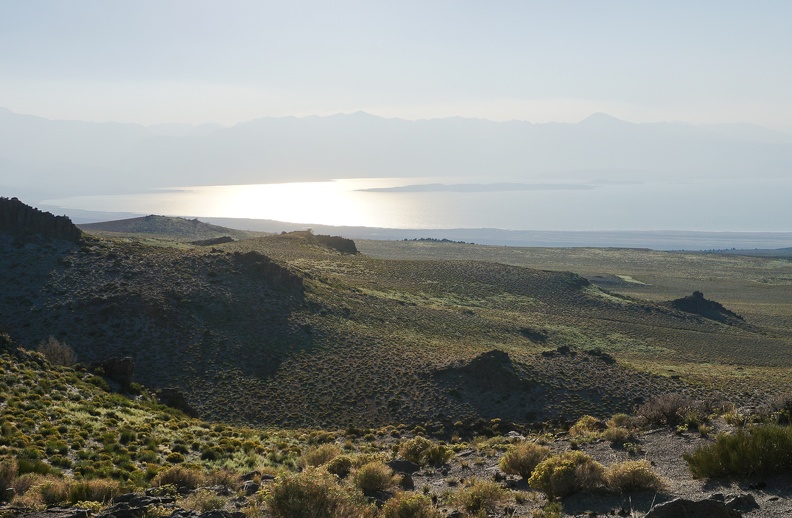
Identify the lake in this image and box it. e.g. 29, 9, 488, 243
42, 176, 792, 233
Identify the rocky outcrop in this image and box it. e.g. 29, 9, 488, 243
644, 494, 757, 518
89, 357, 135, 391
232, 251, 304, 293
670, 291, 743, 324
191, 236, 235, 246
156, 387, 199, 417
436, 350, 531, 392
314, 234, 358, 254
0, 197, 82, 242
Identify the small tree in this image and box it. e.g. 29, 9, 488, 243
37, 336, 76, 367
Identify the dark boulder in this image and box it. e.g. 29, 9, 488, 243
645, 497, 741, 518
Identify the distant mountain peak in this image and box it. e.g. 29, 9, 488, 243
578, 112, 628, 125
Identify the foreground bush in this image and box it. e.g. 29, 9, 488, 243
352, 461, 394, 492
66, 478, 122, 504
399, 437, 433, 465
498, 441, 551, 479
455, 478, 508, 513
151, 465, 204, 490
637, 393, 700, 427
381, 492, 440, 518
604, 460, 665, 492
325, 455, 353, 478
299, 443, 341, 468
684, 425, 792, 478
528, 451, 604, 499
569, 415, 603, 438
0, 459, 17, 501
266, 468, 374, 518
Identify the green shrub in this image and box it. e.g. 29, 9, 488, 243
151, 465, 204, 490
266, 468, 374, 518
67, 478, 122, 504
352, 461, 394, 492
684, 425, 792, 478
37, 476, 70, 505
498, 441, 551, 479
454, 478, 508, 513
299, 443, 341, 468
0, 459, 17, 500
399, 437, 432, 465
569, 415, 603, 438
423, 444, 453, 466
528, 451, 605, 499
602, 427, 633, 445
380, 491, 440, 518
178, 488, 229, 513
325, 455, 353, 478
165, 452, 185, 464
604, 460, 665, 492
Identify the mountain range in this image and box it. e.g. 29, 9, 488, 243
3, 107, 792, 203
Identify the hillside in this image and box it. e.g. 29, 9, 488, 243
78, 214, 264, 243
2, 200, 791, 431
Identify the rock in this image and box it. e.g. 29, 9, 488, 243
398, 473, 414, 490
197, 511, 246, 518
0, 197, 82, 242
240, 470, 260, 481
645, 497, 741, 518
17, 507, 91, 518
670, 291, 743, 323
156, 387, 200, 417
242, 480, 260, 496
725, 493, 759, 512
387, 459, 420, 474
90, 357, 135, 391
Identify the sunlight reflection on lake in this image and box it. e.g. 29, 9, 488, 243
42, 177, 792, 231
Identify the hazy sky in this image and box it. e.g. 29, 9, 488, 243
2, 1, 792, 129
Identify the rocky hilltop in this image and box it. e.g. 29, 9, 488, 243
0, 197, 82, 242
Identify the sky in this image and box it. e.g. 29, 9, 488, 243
2, 1, 792, 129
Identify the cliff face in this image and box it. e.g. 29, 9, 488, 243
0, 197, 82, 242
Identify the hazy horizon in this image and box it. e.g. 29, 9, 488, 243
2, 2, 792, 237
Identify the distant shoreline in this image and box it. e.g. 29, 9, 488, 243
57, 206, 792, 251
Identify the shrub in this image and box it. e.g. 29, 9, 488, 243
179, 488, 229, 513
455, 478, 508, 513
67, 478, 122, 504
569, 415, 603, 438
637, 393, 698, 427
204, 469, 242, 491
151, 465, 204, 490
423, 444, 453, 466
0, 459, 17, 500
37, 336, 76, 367
381, 491, 440, 518
399, 437, 432, 465
498, 441, 551, 479
325, 455, 353, 478
266, 468, 374, 518
604, 460, 665, 492
299, 443, 341, 468
684, 425, 792, 478
352, 461, 394, 492
602, 427, 633, 445
36, 476, 70, 505
528, 451, 605, 499
758, 393, 792, 424
606, 413, 632, 428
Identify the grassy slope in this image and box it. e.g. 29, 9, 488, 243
2, 225, 791, 429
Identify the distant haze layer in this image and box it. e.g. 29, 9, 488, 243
2, 108, 792, 232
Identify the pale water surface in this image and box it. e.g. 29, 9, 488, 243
43, 177, 792, 232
